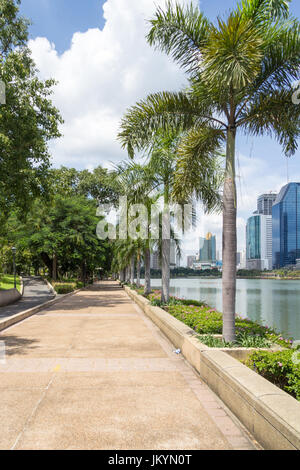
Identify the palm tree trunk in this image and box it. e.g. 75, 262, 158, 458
136, 256, 141, 288
161, 238, 170, 303
130, 255, 135, 284
222, 127, 237, 342
126, 265, 130, 283
161, 187, 170, 304
144, 247, 151, 295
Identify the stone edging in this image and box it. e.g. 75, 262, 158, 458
0, 288, 21, 308
0, 288, 83, 333
123, 284, 300, 450
42, 277, 57, 296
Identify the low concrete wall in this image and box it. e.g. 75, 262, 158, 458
0, 288, 21, 307
124, 285, 300, 450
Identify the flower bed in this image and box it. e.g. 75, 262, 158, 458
145, 290, 294, 349
125, 284, 299, 401
245, 350, 300, 401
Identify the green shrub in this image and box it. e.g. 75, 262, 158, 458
53, 283, 76, 294
245, 350, 300, 401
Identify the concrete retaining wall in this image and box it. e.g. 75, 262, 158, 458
124, 285, 300, 450
0, 288, 21, 307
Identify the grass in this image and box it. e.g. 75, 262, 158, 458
0, 274, 21, 292
198, 333, 272, 349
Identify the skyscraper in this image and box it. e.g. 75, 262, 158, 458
257, 193, 277, 215
272, 183, 300, 268
199, 233, 216, 263
246, 214, 272, 270
187, 255, 196, 268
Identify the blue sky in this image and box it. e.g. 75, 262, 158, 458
20, 0, 300, 53
19, 0, 300, 255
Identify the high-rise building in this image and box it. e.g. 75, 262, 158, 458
187, 255, 196, 268
150, 250, 160, 270
257, 193, 277, 216
272, 183, 300, 268
199, 233, 216, 263
246, 214, 272, 270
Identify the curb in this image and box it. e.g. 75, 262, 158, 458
42, 277, 57, 296
0, 287, 83, 333
20, 277, 24, 296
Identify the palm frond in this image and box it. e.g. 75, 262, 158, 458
239, 88, 300, 156
201, 13, 264, 91
240, 20, 300, 103
173, 125, 224, 211
238, 0, 291, 21
147, 1, 211, 75
118, 91, 216, 157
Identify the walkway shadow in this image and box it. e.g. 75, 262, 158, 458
0, 335, 39, 357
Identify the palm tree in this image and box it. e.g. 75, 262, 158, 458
142, 133, 191, 303
111, 161, 158, 295
118, 0, 300, 342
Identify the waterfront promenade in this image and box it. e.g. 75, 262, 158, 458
0, 281, 257, 450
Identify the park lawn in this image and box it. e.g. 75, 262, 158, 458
0, 275, 21, 292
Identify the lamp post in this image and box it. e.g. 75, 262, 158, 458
12, 247, 16, 289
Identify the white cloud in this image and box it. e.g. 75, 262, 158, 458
28, 0, 191, 169
28, 0, 300, 264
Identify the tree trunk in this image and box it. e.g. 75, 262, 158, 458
130, 255, 135, 284
126, 265, 130, 283
52, 254, 57, 281
136, 256, 141, 288
161, 192, 170, 304
161, 238, 170, 304
144, 247, 151, 295
222, 127, 237, 342
41, 252, 52, 274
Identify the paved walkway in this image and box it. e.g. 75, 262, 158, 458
0, 277, 54, 320
0, 281, 258, 450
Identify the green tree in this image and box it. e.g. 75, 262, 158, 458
0, 0, 62, 217
49, 166, 119, 206
118, 0, 300, 341
7, 195, 110, 281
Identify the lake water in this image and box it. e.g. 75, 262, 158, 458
141, 278, 300, 340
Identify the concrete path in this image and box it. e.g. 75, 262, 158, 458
0, 281, 258, 450
0, 277, 54, 320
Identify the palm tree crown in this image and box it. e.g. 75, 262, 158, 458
118, 0, 300, 342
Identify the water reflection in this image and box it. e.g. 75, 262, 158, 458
143, 278, 300, 339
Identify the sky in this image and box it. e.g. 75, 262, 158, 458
18, 0, 300, 262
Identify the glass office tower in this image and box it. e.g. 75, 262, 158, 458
246, 214, 272, 270
272, 183, 300, 268
199, 233, 216, 263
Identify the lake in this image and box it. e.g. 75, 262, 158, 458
141, 278, 300, 340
